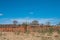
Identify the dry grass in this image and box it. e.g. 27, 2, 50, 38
0, 31, 60, 40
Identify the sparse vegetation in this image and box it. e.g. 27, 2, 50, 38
14, 31, 21, 35
48, 27, 54, 34
25, 30, 30, 34
57, 29, 60, 34
0, 20, 60, 40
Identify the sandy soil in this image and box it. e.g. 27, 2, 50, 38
0, 32, 60, 40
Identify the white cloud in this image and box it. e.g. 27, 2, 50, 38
0, 13, 3, 16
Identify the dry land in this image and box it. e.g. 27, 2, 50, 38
0, 31, 60, 40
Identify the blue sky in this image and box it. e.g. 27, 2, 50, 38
0, 0, 60, 25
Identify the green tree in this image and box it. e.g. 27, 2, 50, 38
30, 20, 39, 26
48, 27, 53, 34
13, 20, 18, 25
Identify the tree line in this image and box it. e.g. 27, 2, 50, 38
13, 20, 60, 26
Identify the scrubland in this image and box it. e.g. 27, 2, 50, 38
0, 31, 60, 40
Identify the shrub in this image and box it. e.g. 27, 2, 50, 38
14, 31, 21, 35
57, 29, 60, 34
48, 27, 54, 34
25, 30, 30, 34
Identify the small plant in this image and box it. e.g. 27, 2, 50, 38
48, 27, 53, 34
40, 30, 47, 34
47, 33, 52, 36
25, 30, 30, 34
14, 30, 21, 35
57, 29, 60, 34
37, 30, 41, 33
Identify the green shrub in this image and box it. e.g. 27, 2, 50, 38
48, 27, 54, 34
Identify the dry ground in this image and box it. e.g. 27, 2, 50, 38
0, 31, 60, 40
